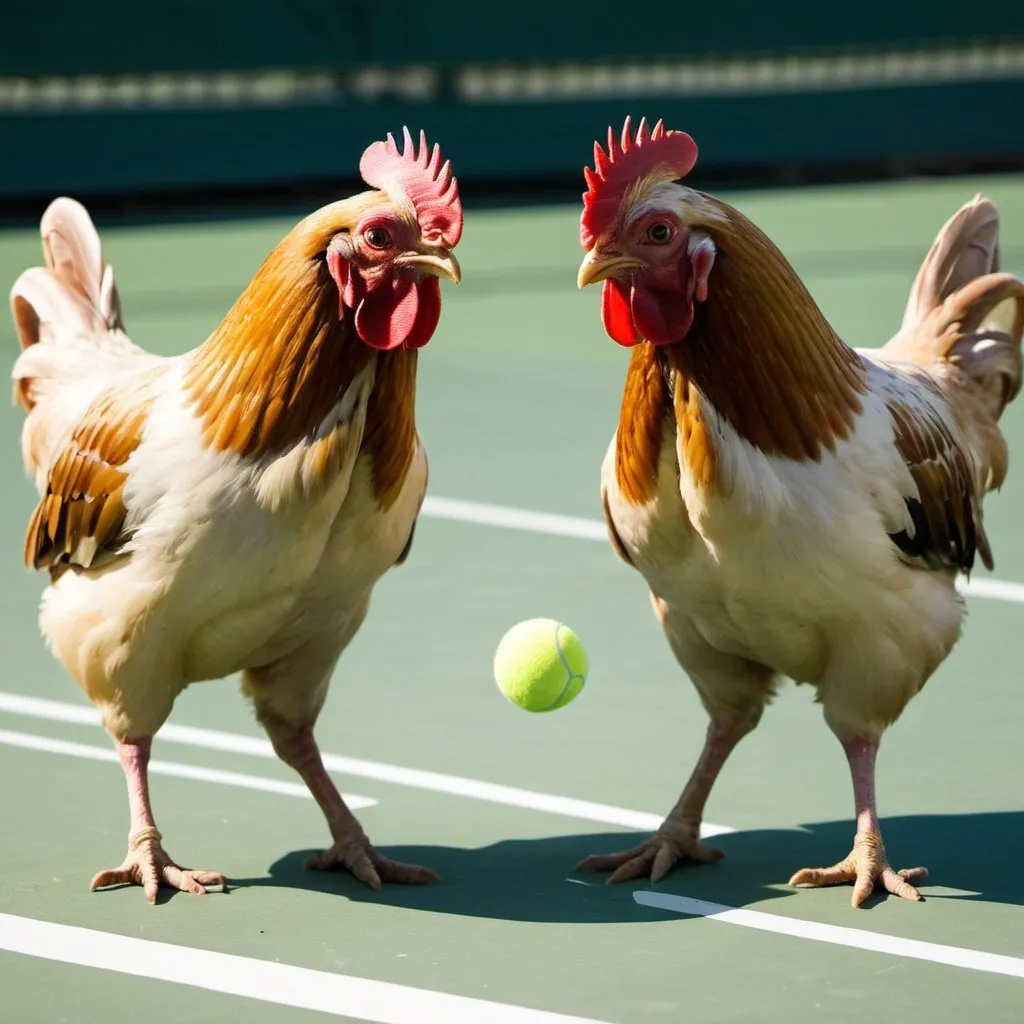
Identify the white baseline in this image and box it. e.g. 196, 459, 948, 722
0, 913, 612, 1024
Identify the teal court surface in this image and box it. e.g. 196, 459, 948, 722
1, 176, 1023, 1022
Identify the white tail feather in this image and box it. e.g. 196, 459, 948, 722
884, 194, 1024, 423
9, 197, 160, 487
9, 197, 144, 412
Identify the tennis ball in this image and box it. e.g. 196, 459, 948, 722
493, 618, 588, 712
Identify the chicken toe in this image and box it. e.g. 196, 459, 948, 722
789, 830, 927, 907
575, 821, 724, 885
89, 827, 227, 904
306, 832, 439, 890
258, 719, 440, 890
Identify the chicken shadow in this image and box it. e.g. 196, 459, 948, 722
232, 809, 1024, 922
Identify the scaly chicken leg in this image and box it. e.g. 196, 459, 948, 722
245, 619, 438, 891
576, 602, 776, 883
265, 721, 438, 890
789, 738, 927, 906
90, 739, 227, 903
575, 715, 750, 883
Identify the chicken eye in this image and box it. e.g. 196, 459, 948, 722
364, 226, 392, 250
646, 222, 674, 245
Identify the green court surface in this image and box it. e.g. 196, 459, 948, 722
1, 175, 1024, 1023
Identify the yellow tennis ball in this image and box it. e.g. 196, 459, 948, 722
493, 618, 588, 712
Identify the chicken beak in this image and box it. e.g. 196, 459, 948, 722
577, 250, 641, 289
397, 252, 462, 284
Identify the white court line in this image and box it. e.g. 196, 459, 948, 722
0, 913, 611, 1024
0, 691, 732, 839
957, 575, 1024, 603
420, 496, 1024, 605
422, 496, 608, 542
0, 728, 377, 811
633, 890, 1024, 980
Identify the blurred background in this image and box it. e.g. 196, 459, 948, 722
3, 1, 1024, 222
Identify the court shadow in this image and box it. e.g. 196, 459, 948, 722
675, 809, 1024, 913
231, 809, 1024, 923
235, 832, 677, 923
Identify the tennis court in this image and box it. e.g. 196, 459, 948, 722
1, 173, 1023, 1022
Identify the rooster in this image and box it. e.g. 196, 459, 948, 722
574, 117, 1024, 906
9, 128, 463, 903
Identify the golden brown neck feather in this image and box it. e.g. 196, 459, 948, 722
363, 348, 418, 510
185, 230, 418, 509
615, 197, 866, 502
676, 196, 866, 459
186, 244, 371, 457
615, 343, 670, 505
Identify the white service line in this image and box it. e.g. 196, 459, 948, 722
957, 575, 1024, 603
421, 496, 1024, 605
421, 496, 607, 541
0, 691, 732, 839
0, 913, 611, 1024
0, 728, 377, 810
633, 890, 1024, 980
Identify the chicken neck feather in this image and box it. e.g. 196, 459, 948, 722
616, 197, 868, 502
184, 235, 417, 510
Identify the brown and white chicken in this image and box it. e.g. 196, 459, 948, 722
9, 129, 463, 902
574, 117, 1024, 906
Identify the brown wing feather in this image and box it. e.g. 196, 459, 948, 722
26, 387, 154, 572
886, 397, 988, 572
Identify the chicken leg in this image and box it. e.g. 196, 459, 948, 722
789, 737, 927, 907
90, 739, 227, 903
266, 721, 438, 890
574, 716, 748, 883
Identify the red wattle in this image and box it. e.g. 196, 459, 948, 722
404, 276, 442, 349
354, 276, 418, 351
327, 251, 445, 350
601, 278, 641, 346
631, 283, 694, 347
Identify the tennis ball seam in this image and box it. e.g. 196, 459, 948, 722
544, 624, 584, 712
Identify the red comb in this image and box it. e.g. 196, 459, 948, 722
580, 116, 698, 248
360, 127, 463, 247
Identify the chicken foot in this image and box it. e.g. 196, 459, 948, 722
575, 716, 747, 884
90, 739, 227, 903
789, 737, 927, 907
267, 722, 439, 890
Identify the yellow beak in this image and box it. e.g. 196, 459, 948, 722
577, 250, 643, 289
398, 252, 462, 284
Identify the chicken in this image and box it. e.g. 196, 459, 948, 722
9, 128, 463, 902
574, 116, 1024, 907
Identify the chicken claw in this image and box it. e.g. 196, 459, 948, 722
575, 822, 725, 885
306, 833, 439, 891
89, 827, 227, 904
789, 830, 927, 907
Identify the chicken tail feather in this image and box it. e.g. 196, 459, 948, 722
9, 197, 137, 412
883, 194, 1024, 501
884, 194, 1024, 426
